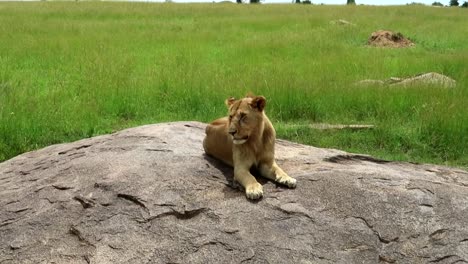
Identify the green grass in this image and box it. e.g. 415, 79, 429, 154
0, 2, 467, 168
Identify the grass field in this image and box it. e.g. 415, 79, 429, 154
0, 2, 467, 167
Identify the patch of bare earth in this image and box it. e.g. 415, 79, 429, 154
368, 30, 414, 48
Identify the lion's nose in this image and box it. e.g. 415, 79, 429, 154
228, 130, 236, 136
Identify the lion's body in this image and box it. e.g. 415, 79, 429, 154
203, 114, 275, 167
203, 95, 296, 199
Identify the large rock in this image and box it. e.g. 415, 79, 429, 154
356, 72, 457, 88
388, 72, 457, 88
1, 122, 468, 264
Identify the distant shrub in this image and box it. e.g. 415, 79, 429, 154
302, 0, 311, 4
450, 0, 459, 6
407, 2, 426, 5
432, 1, 443, 6
295, 0, 301, 3
461, 1, 468, 7
347, 0, 356, 4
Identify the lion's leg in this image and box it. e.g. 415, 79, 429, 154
234, 166, 263, 199
259, 161, 296, 188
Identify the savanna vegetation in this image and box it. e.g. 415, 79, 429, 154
0, 2, 467, 167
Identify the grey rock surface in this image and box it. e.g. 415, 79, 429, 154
330, 19, 356, 26
356, 72, 456, 88
388, 72, 457, 88
1, 121, 468, 264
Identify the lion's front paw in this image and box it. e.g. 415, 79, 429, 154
245, 182, 263, 200
276, 176, 297, 189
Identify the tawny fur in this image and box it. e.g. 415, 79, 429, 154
203, 95, 296, 199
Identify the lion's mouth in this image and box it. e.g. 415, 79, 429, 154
232, 136, 249, 145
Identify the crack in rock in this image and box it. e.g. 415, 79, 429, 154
240, 249, 256, 263
147, 207, 207, 221
194, 240, 234, 252
69, 226, 95, 247
18, 164, 49, 175
324, 154, 390, 164
379, 255, 396, 263
429, 255, 466, 263
420, 203, 434, 208
10, 207, 30, 213
73, 195, 96, 209
117, 193, 148, 210
407, 186, 435, 195
52, 184, 74, 190
223, 228, 240, 234
183, 124, 204, 129
145, 148, 173, 152
277, 203, 315, 221
351, 216, 398, 244
0, 218, 20, 227
58, 144, 92, 155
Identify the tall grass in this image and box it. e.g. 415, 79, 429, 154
0, 3, 467, 167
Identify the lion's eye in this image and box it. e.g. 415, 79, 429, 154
240, 113, 247, 122
229, 115, 233, 121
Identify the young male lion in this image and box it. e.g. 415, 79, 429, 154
203, 95, 297, 200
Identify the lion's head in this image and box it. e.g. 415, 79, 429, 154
225, 95, 266, 145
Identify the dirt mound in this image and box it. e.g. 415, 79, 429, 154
368, 30, 414, 48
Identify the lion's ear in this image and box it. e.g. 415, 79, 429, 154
250, 96, 266, 112
225, 97, 236, 108
245, 92, 255, 98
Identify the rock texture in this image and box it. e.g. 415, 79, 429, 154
387, 72, 457, 88
356, 72, 457, 88
1, 122, 468, 264
330, 19, 356, 26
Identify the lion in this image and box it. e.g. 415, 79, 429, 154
203, 95, 296, 199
